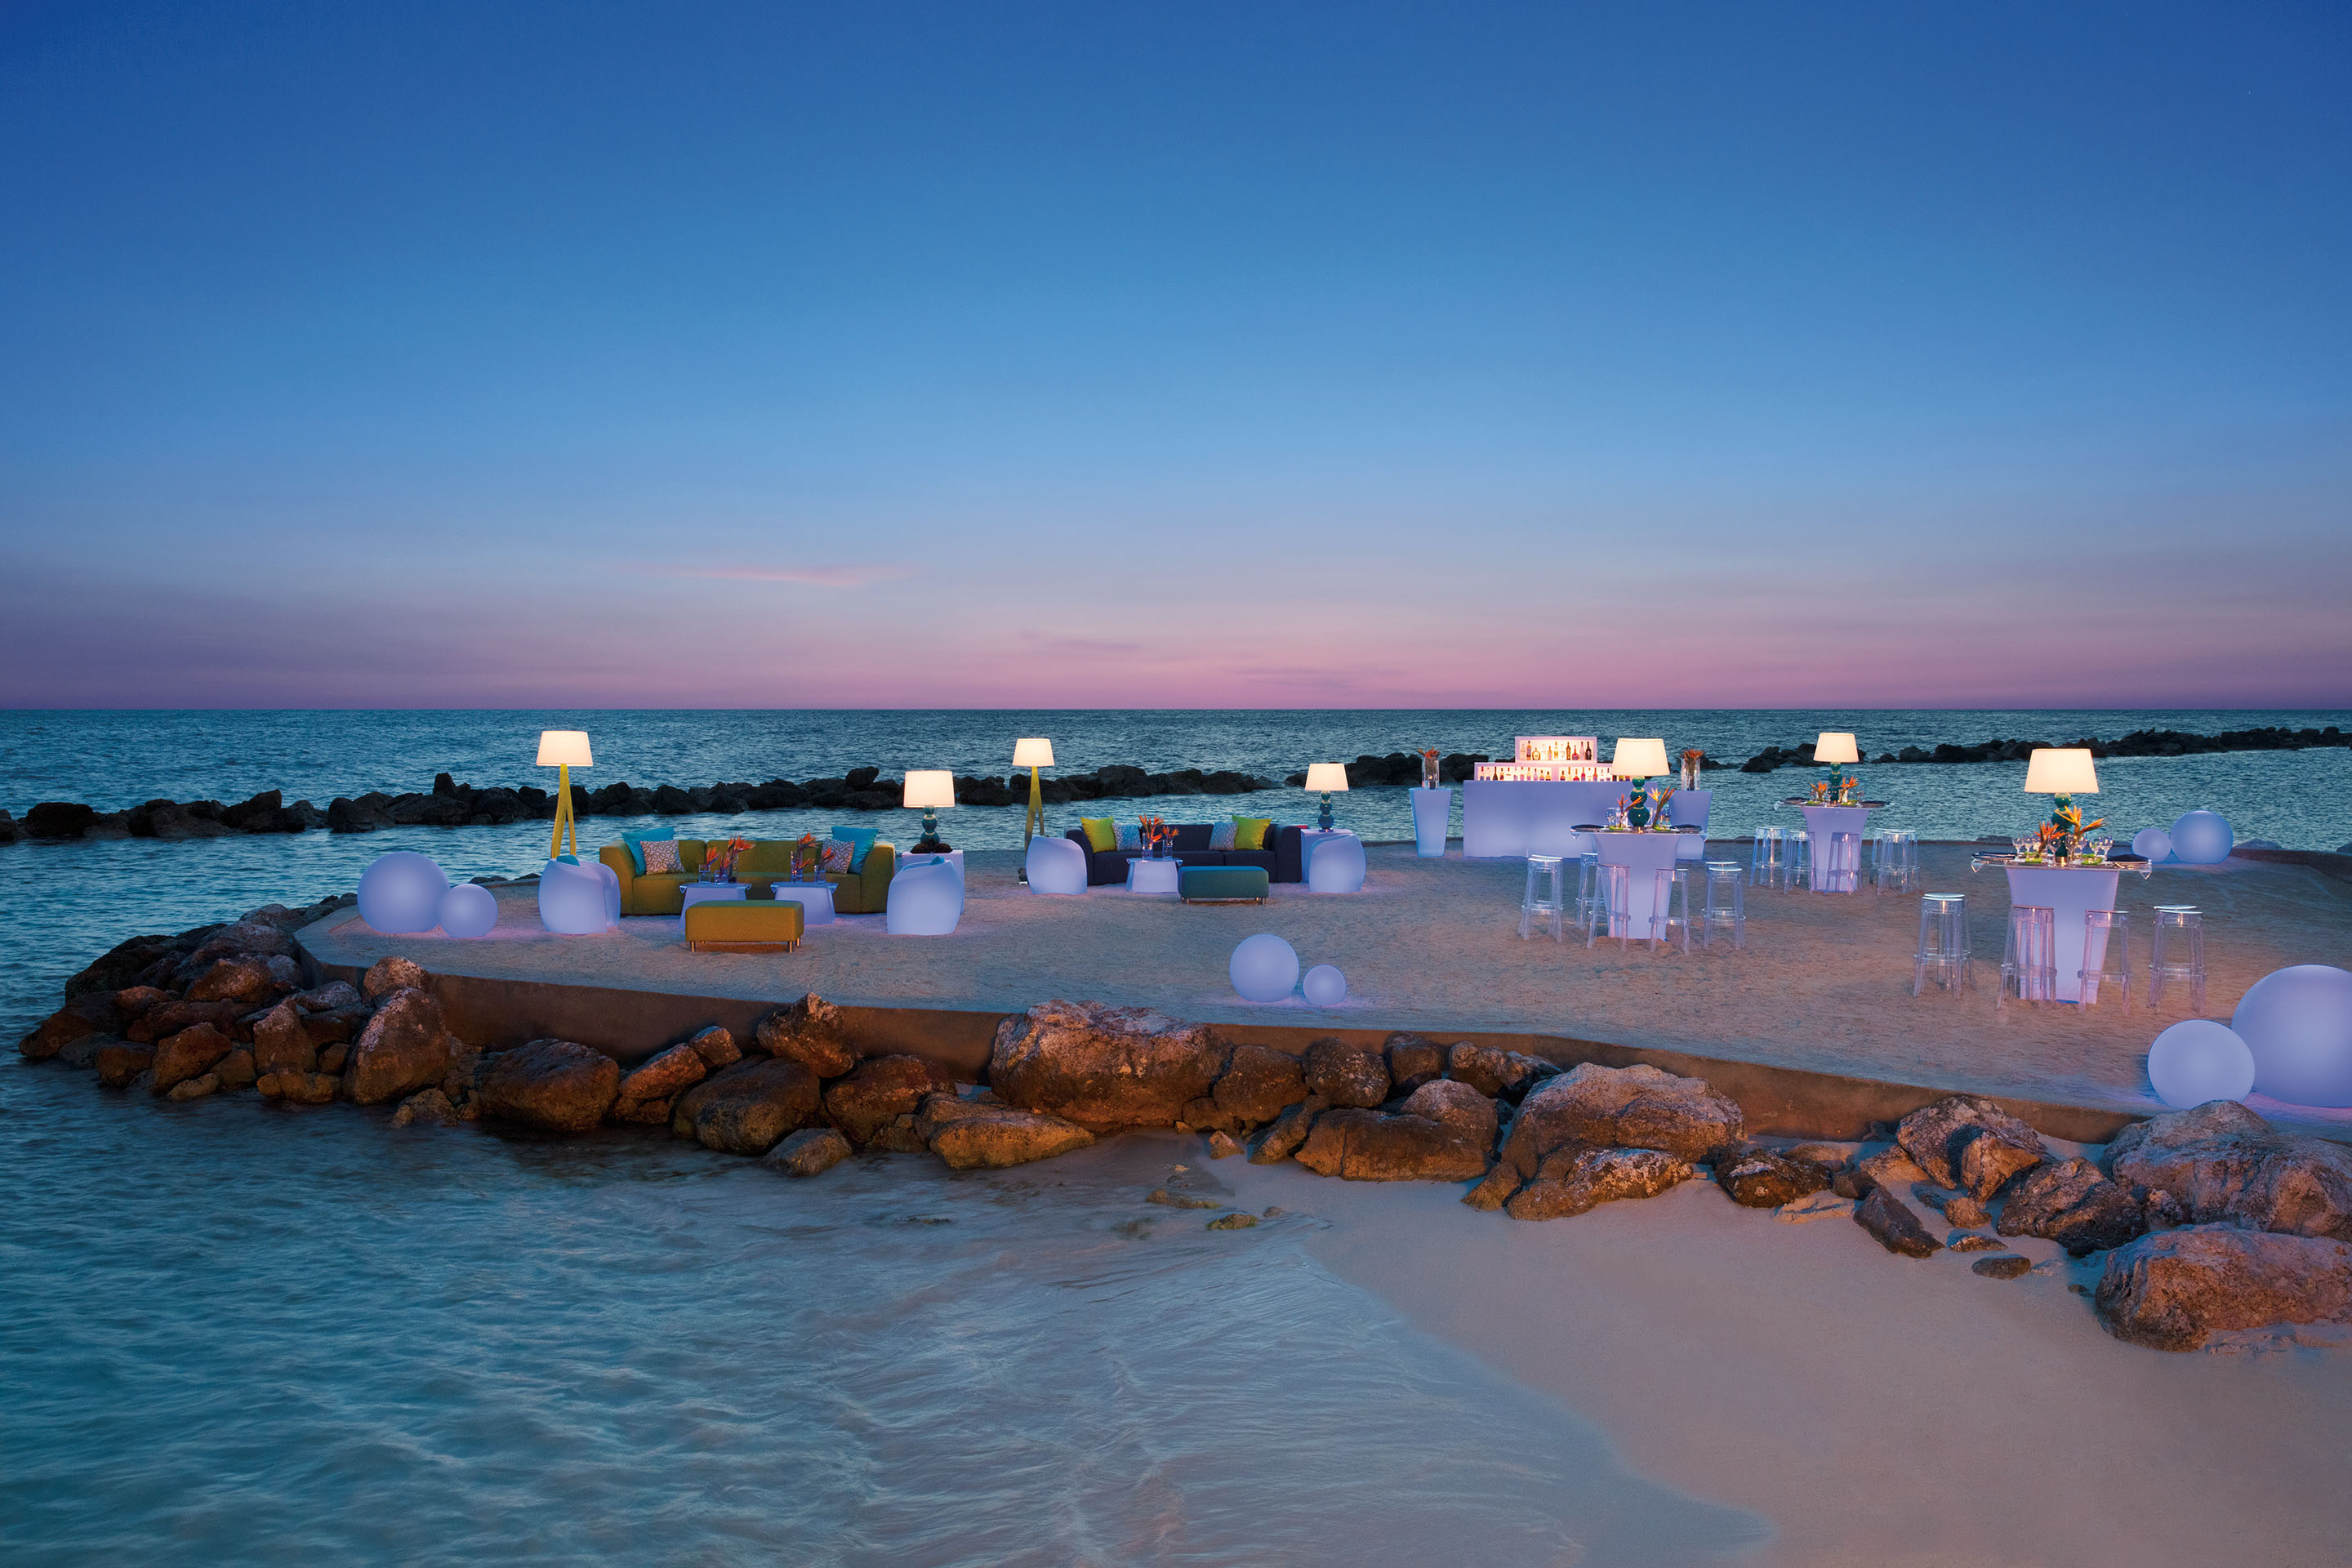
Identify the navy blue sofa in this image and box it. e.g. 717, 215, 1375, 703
1065, 822, 1306, 886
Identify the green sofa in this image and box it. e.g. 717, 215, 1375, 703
599, 838, 897, 916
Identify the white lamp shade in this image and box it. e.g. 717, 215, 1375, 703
1813, 732, 1860, 765
902, 769, 956, 809
2023, 748, 2099, 794
536, 730, 592, 768
1610, 739, 1670, 779
1304, 763, 1349, 793
1013, 738, 1055, 768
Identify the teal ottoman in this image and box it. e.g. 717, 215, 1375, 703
1180, 866, 1270, 904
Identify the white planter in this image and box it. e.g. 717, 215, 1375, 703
1410, 787, 1453, 857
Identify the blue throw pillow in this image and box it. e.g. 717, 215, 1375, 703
832, 826, 880, 872
620, 828, 673, 875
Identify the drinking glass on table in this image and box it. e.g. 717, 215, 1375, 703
2011, 837, 2038, 862
2084, 837, 2113, 864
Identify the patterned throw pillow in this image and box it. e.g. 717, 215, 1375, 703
1117, 821, 1143, 851
1209, 820, 1236, 850
639, 839, 683, 875
818, 840, 855, 875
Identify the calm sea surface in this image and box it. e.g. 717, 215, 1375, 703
1, 706, 2343, 1561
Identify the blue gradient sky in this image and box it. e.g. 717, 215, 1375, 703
3, 2, 2347, 708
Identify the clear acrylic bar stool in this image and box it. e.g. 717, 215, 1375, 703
1786, 830, 1811, 890
1913, 893, 1971, 995
1574, 846, 1605, 929
1749, 826, 1787, 888
2078, 909, 2132, 1006
1820, 831, 1864, 893
1702, 861, 1746, 950
2149, 906, 2207, 1013
1520, 854, 1569, 941
1657, 867, 1696, 953
1584, 862, 1655, 951
1872, 829, 1919, 894
1998, 904, 2057, 1007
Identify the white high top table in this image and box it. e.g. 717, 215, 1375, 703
1592, 831, 1686, 939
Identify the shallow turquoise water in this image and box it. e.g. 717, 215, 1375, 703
0, 1071, 1764, 1565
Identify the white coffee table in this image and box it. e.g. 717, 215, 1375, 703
678, 882, 749, 928
1126, 856, 1182, 894
767, 882, 836, 926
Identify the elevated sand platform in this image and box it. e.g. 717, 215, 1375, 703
298, 842, 2352, 1142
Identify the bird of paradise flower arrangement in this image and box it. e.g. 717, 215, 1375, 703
791, 831, 822, 881
1138, 814, 1172, 858
705, 835, 753, 882
1420, 747, 1441, 789
2051, 796, 2104, 861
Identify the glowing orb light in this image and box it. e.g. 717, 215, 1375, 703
2145, 1019, 2256, 1109
2233, 964, 2352, 1107
358, 852, 449, 934
2131, 827, 2173, 863
2169, 810, 2234, 866
1230, 933, 1300, 1004
1302, 964, 1348, 1006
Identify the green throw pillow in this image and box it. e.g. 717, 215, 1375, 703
1232, 817, 1272, 852
831, 826, 880, 872
1080, 817, 1116, 853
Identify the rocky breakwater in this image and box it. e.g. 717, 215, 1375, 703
1738, 723, 2346, 773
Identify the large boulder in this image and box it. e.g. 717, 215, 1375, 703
95, 1044, 154, 1089
360, 956, 429, 1004
684, 1025, 741, 1071
292, 981, 364, 1013
248, 1000, 318, 1076
2096, 1225, 2352, 1352
927, 1107, 1096, 1169
762, 1126, 853, 1177
823, 1054, 949, 1145
258, 1069, 338, 1105
1506, 1146, 1693, 1220
1500, 1062, 1744, 1178
989, 1001, 1226, 1131
345, 989, 452, 1105
674, 1057, 822, 1155
1855, 1186, 1943, 1257
185, 958, 274, 1004
1383, 1033, 1446, 1094
1445, 1041, 1557, 1101
19, 993, 121, 1060
1302, 1038, 1390, 1108
1295, 1109, 1488, 1182
127, 999, 247, 1045
476, 1039, 621, 1132
1998, 1157, 2149, 1256
1895, 1095, 2048, 1200
1397, 1079, 1499, 1147
150, 1023, 234, 1094
755, 994, 856, 1078
1210, 1043, 1310, 1125
1247, 1096, 1327, 1164
613, 1042, 710, 1118
2103, 1100, 2352, 1241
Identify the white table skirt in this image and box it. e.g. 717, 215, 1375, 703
1800, 806, 1873, 892
1463, 781, 1624, 858
2005, 866, 2121, 1002
1593, 832, 1683, 937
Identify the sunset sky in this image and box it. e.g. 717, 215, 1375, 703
3, 2, 2347, 709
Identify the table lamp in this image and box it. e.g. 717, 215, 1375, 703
904, 770, 956, 853
1609, 738, 1669, 781
1013, 738, 1054, 849
1304, 763, 1348, 831
1814, 733, 1860, 765
536, 730, 592, 859
2024, 747, 2100, 853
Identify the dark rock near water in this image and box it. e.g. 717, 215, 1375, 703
673, 1056, 821, 1155
1211, 1043, 1309, 1126
991, 1000, 1225, 1131
1397, 1079, 1499, 1147
1248, 1095, 1327, 1164
20, 993, 121, 1060
2103, 1100, 2352, 1241
292, 981, 363, 1013
345, 990, 451, 1105
151, 1023, 234, 1094
1502, 1062, 1744, 1177
1303, 1038, 1390, 1109
1295, 1108, 1488, 1182
1506, 1146, 1694, 1220
929, 1106, 1096, 1169
2096, 1225, 2352, 1352
1463, 1164, 1523, 1210
24, 801, 97, 840
477, 1038, 621, 1132
1950, 1234, 2007, 1253
96, 1043, 154, 1089
259, 1068, 338, 1104
167, 1072, 220, 1101
1971, 1254, 2034, 1280
755, 993, 857, 1079
1713, 1143, 1833, 1208
614, 1042, 710, 1118
823, 1054, 949, 1145
390, 1088, 461, 1128
1855, 1186, 1944, 1257
185, 958, 274, 1004
1998, 1157, 2149, 1256
1383, 1033, 1446, 1094
361, 956, 429, 1004
762, 1126, 853, 1177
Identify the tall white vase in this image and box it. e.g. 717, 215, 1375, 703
1410, 787, 1453, 857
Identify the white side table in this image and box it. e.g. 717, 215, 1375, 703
767, 882, 836, 926
678, 882, 749, 928
903, 849, 964, 886
1126, 856, 1182, 894
1296, 828, 1354, 878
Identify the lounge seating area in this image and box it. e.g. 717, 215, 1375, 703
1062, 821, 1311, 885
599, 836, 898, 915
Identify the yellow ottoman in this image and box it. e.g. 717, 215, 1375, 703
684, 898, 804, 952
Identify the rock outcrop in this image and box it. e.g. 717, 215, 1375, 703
762, 1127, 853, 1177
1997, 1157, 2149, 1256
1713, 1143, 1833, 1208
1294, 1109, 1488, 1182
822, 1054, 949, 1146
1506, 1147, 1693, 1220
345, 989, 452, 1105
989, 1001, 1225, 1130
2103, 1100, 2352, 1241
1895, 1095, 2047, 1200
151, 1023, 234, 1094
1209, 1043, 1310, 1126
2096, 1225, 2352, 1351
927, 1105, 1097, 1169
1855, 1186, 1943, 1257
613, 1042, 711, 1120
755, 994, 856, 1079
1500, 1062, 1744, 1177
1383, 1033, 1446, 1094
1397, 1079, 1499, 1147
361, 956, 428, 1004
1247, 1096, 1326, 1164
1444, 1041, 1557, 1100
672, 1057, 821, 1155
248, 1000, 317, 1076
19, 994, 122, 1060
1303, 1038, 1391, 1109
475, 1039, 621, 1132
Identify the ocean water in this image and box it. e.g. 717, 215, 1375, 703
2, 706, 2345, 1562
